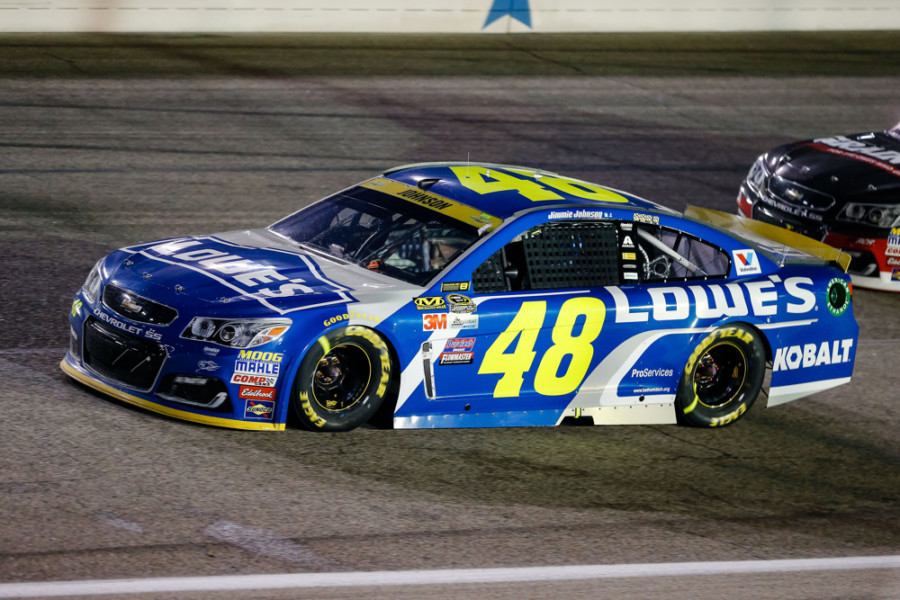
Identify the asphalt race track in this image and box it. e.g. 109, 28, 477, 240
0, 33, 898, 599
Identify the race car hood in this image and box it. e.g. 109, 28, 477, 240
103, 230, 369, 317
769, 132, 900, 204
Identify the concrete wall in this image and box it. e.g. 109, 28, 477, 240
2, 0, 898, 33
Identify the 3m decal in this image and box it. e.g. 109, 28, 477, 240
423, 313, 447, 331
773, 339, 853, 371
415, 296, 447, 310
441, 281, 470, 292
733, 249, 762, 276
479, 297, 605, 398
449, 166, 631, 204
244, 399, 275, 420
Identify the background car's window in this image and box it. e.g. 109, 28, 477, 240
632, 224, 730, 282
473, 221, 619, 292
270, 188, 479, 285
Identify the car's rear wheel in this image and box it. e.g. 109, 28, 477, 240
675, 324, 765, 427
290, 326, 392, 432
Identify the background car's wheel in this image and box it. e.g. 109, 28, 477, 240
675, 323, 765, 428
290, 326, 392, 432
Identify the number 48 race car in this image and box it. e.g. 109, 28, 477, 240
62, 163, 858, 432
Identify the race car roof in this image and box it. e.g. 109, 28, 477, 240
382, 162, 670, 220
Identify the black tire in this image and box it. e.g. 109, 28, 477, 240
675, 324, 765, 428
290, 326, 392, 432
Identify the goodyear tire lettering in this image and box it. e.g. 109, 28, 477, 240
290, 326, 393, 432
675, 323, 765, 428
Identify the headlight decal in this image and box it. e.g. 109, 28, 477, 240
181, 317, 292, 349
837, 203, 900, 229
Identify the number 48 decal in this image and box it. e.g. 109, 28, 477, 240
478, 297, 606, 397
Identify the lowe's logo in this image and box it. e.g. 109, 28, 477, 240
773, 339, 854, 372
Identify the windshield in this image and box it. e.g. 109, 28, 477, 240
270, 186, 481, 285
888, 122, 900, 141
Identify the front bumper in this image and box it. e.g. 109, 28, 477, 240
64, 294, 287, 431
61, 355, 284, 431
738, 182, 900, 291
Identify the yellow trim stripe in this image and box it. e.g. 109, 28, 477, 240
685, 206, 851, 272
361, 177, 503, 232
60, 359, 285, 431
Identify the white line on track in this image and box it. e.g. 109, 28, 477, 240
1, 556, 898, 598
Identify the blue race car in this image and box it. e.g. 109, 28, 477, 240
63, 163, 858, 432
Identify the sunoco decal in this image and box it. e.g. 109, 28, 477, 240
244, 399, 275, 420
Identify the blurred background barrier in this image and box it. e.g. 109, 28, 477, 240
2, 0, 899, 33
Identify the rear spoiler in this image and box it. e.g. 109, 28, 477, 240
684, 206, 851, 273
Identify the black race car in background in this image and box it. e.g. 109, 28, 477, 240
738, 123, 900, 291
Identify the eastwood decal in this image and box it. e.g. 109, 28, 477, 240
239, 386, 276, 400
244, 399, 275, 420
609, 276, 818, 323
773, 339, 854, 372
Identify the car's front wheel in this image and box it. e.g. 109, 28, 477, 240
674, 323, 765, 427
290, 326, 393, 432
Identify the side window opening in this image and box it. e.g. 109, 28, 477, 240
473, 221, 618, 292
633, 225, 730, 282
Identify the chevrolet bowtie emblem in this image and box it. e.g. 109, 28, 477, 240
120, 296, 141, 313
